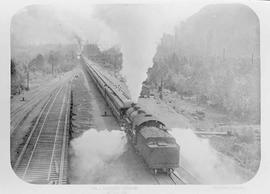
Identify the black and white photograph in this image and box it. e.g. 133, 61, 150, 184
6, 0, 264, 187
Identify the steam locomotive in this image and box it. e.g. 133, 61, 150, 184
82, 57, 180, 174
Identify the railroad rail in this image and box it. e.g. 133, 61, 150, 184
13, 83, 71, 184
11, 82, 57, 115
10, 87, 60, 134
170, 171, 187, 184
153, 171, 187, 185
11, 74, 73, 134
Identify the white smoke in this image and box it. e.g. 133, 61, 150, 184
94, 5, 178, 101
11, 4, 118, 49
94, 4, 207, 101
69, 129, 127, 183
171, 128, 244, 184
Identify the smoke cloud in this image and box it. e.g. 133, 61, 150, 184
11, 4, 118, 48
69, 129, 127, 183
94, 4, 207, 101
94, 5, 178, 100
171, 128, 244, 184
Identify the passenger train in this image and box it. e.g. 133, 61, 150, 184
81, 57, 180, 174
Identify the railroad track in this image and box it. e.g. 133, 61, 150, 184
10, 87, 59, 134
13, 83, 71, 184
154, 171, 186, 185
169, 171, 187, 184
11, 83, 55, 116
11, 74, 74, 134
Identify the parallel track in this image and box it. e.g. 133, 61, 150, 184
169, 171, 187, 184
11, 87, 60, 134
154, 171, 186, 185
10, 80, 65, 134
13, 83, 71, 184
11, 82, 57, 115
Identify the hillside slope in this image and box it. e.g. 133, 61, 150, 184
144, 4, 260, 123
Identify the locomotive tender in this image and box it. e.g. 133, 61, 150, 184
82, 57, 180, 174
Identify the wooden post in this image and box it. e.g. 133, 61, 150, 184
26, 70, 29, 90
159, 79, 163, 100
24, 64, 30, 91
52, 63, 54, 76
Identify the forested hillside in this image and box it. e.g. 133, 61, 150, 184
82, 44, 123, 72
144, 4, 260, 123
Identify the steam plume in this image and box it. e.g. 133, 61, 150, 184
69, 129, 127, 183
95, 5, 183, 101
171, 128, 244, 184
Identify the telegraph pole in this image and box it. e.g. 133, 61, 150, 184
159, 79, 163, 100
52, 63, 54, 76
26, 68, 29, 90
